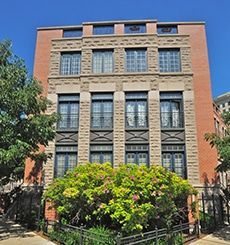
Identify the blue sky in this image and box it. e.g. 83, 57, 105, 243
0, 0, 229, 97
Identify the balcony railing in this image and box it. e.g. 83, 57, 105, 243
126, 112, 148, 128
58, 114, 79, 130
91, 113, 113, 129
160, 111, 184, 129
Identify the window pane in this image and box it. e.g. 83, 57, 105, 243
93, 52, 103, 73
71, 54, 81, 74
93, 26, 114, 35
92, 102, 101, 128
174, 153, 184, 177
103, 153, 112, 163
59, 103, 68, 128
162, 153, 172, 170
63, 29, 82, 37
137, 101, 147, 127
68, 154, 77, 170
103, 102, 113, 128
103, 52, 113, 73
61, 53, 81, 75
56, 154, 66, 177
138, 153, 148, 166
126, 102, 135, 127
69, 103, 79, 128
91, 153, 101, 163
159, 49, 181, 72
126, 153, 136, 164
126, 50, 146, 72
171, 102, 180, 128
157, 26, 178, 34
61, 55, 71, 75
125, 24, 146, 34
93, 51, 113, 73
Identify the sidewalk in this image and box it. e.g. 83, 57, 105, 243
190, 226, 230, 244
0, 231, 55, 245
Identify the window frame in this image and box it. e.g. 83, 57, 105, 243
57, 94, 80, 131
92, 50, 114, 73
60, 52, 81, 75
54, 145, 78, 178
125, 92, 148, 129
93, 25, 114, 35
160, 92, 184, 129
125, 144, 149, 166
125, 48, 147, 72
158, 48, 181, 73
157, 25, 178, 35
90, 145, 113, 164
91, 93, 113, 129
63, 28, 83, 38
124, 24, 146, 34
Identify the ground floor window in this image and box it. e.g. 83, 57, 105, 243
162, 144, 186, 178
90, 145, 113, 164
126, 144, 149, 166
55, 145, 77, 177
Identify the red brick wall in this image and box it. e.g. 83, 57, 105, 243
179, 24, 218, 184
24, 29, 62, 185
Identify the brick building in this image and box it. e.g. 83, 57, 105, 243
25, 19, 219, 192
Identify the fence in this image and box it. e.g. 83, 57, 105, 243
43, 220, 199, 245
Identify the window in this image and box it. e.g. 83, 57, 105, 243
93, 25, 114, 35
159, 49, 181, 72
55, 145, 77, 177
126, 93, 148, 128
126, 49, 147, 72
157, 25, 178, 34
93, 50, 113, 73
162, 144, 186, 178
58, 95, 79, 130
91, 93, 113, 129
160, 92, 183, 129
126, 145, 148, 166
222, 103, 226, 108
228, 101, 230, 106
90, 145, 113, 164
60, 53, 81, 75
125, 24, 146, 34
63, 29, 82, 38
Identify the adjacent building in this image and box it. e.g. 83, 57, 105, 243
214, 92, 230, 113
25, 19, 219, 193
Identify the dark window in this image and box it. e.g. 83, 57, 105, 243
162, 144, 186, 178
60, 53, 81, 75
55, 145, 77, 177
90, 145, 113, 164
228, 101, 230, 106
91, 94, 113, 129
126, 93, 148, 128
93, 25, 114, 35
63, 29, 82, 37
159, 49, 181, 72
126, 145, 148, 166
93, 50, 113, 73
58, 95, 79, 130
126, 49, 147, 72
125, 24, 146, 34
222, 103, 225, 108
160, 92, 184, 129
157, 25, 178, 34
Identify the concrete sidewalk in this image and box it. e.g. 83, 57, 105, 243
0, 231, 55, 245
190, 226, 230, 244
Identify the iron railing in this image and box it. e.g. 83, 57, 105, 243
125, 112, 148, 128
160, 111, 184, 129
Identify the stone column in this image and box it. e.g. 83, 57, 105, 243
113, 91, 125, 167
184, 91, 200, 185
148, 91, 161, 166
78, 92, 91, 164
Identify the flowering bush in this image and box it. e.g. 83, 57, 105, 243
44, 163, 196, 234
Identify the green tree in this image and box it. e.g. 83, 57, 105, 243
205, 112, 230, 172
0, 40, 58, 185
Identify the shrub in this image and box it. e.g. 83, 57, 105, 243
45, 163, 196, 234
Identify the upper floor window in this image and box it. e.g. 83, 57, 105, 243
157, 25, 178, 35
162, 144, 186, 178
159, 49, 181, 73
93, 25, 114, 35
60, 53, 81, 75
125, 24, 146, 34
126, 49, 147, 72
93, 50, 113, 73
63, 29, 82, 38
91, 93, 113, 129
126, 144, 148, 166
55, 145, 77, 177
160, 92, 183, 129
58, 95, 79, 130
126, 93, 148, 128
90, 145, 113, 164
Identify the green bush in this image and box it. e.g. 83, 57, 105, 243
45, 163, 196, 234
49, 230, 80, 245
199, 211, 215, 232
